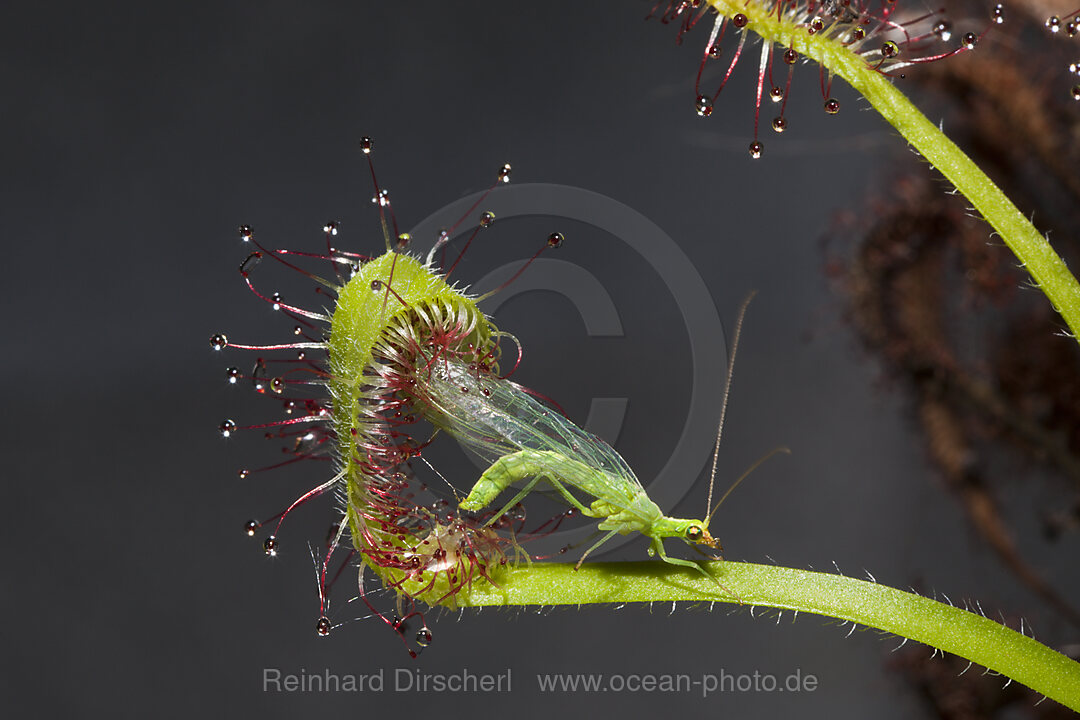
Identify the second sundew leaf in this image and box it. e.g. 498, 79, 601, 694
665, 0, 1080, 341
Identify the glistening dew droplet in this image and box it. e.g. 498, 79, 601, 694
219, 419, 237, 438
251, 359, 268, 394
695, 95, 714, 117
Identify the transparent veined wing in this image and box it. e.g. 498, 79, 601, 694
414, 357, 644, 498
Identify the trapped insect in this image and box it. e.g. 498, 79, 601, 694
211, 136, 769, 649
410, 293, 765, 590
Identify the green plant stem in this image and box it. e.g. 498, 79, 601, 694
705, 0, 1080, 341
458, 560, 1080, 710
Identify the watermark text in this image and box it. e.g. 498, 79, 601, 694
262, 667, 512, 693
535, 669, 817, 698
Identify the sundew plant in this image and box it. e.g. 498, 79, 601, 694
211, 0, 1080, 712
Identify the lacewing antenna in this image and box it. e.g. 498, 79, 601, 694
704, 290, 756, 519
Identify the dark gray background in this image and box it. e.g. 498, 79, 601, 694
3, 2, 1073, 717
